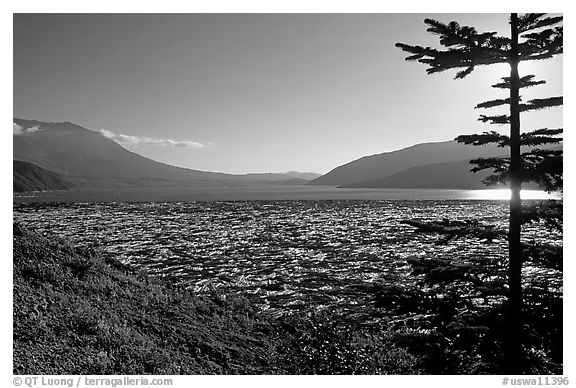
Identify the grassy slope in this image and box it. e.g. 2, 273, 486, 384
13, 223, 419, 375
13, 222, 277, 374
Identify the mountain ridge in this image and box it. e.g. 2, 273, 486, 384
13, 118, 317, 189
309, 140, 507, 187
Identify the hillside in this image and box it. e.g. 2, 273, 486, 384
13, 160, 70, 192
342, 159, 492, 189
309, 140, 505, 187
13, 222, 418, 375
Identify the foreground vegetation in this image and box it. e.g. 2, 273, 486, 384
13, 222, 418, 375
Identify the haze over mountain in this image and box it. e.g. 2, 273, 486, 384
13, 118, 317, 189
284, 171, 323, 180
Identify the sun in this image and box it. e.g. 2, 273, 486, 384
478, 58, 559, 88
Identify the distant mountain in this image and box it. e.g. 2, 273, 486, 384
241, 172, 298, 182
12, 118, 312, 189
284, 171, 322, 180
309, 140, 506, 187
341, 159, 493, 189
233, 173, 310, 186
240, 171, 321, 182
13, 160, 69, 192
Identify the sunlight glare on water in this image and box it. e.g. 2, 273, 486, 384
467, 189, 562, 200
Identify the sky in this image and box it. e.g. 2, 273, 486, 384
13, 13, 563, 175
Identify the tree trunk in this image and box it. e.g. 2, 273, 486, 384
506, 12, 525, 374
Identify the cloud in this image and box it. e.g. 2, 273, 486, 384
13, 122, 44, 135
98, 129, 116, 139
13, 123, 23, 135
98, 129, 205, 149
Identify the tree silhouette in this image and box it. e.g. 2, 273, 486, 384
396, 13, 562, 374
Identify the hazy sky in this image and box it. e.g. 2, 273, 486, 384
13, 13, 563, 174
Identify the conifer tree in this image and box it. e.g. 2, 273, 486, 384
396, 13, 562, 374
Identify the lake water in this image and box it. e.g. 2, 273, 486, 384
13, 197, 562, 327
12, 186, 561, 203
